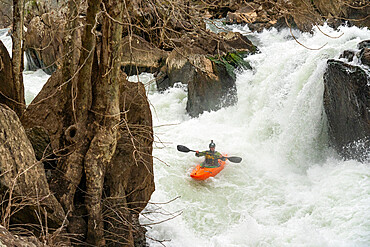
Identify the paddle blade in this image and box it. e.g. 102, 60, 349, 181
227, 156, 242, 163
177, 145, 191, 153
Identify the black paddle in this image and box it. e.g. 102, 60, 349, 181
177, 145, 242, 163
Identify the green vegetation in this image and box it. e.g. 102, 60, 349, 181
208, 51, 252, 79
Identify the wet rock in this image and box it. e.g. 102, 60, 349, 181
186, 56, 237, 117
323, 59, 370, 162
359, 48, 370, 67
339, 50, 356, 62
156, 30, 256, 117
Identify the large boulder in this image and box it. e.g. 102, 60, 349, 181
186, 55, 237, 117
156, 30, 256, 117
121, 34, 168, 76
323, 42, 370, 162
0, 104, 66, 230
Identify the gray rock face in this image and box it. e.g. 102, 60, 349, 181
323, 54, 370, 162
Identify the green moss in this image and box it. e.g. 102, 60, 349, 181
207, 51, 252, 79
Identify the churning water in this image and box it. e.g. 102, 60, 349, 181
140, 24, 370, 247
1, 23, 369, 247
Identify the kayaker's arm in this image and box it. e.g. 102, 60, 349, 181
195, 151, 206, 157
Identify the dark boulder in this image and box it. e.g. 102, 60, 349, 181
323, 58, 370, 162
359, 47, 370, 67
186, 57, 237, 117
156, 31, 256, 117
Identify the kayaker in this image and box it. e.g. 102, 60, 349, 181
195, 140, 225, 168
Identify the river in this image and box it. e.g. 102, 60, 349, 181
1, 23, 369, 247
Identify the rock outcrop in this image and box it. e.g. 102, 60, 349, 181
122, 34, 168, 76
0, 104, 66, 230
323, 41, 370, 162
156, 30, 256, 117
225, 0, 369, 32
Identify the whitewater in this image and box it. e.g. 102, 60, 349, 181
1, 23, 369, 246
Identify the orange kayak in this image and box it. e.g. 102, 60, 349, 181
190, 157, 227, 180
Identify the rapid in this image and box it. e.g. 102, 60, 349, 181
1, 23, 369, 247
140, 24, 370, 247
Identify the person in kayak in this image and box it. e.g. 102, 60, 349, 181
195, 140, 225, 168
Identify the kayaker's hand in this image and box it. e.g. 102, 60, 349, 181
195, 151, 199, 156
221, 157, 226, 161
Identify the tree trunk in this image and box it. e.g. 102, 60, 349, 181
9, 0, 154, 245
84, 0, 124, 244
11, 0, 25, 117
54, 0, 125, 245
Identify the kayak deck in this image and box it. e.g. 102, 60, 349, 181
190, 157, 227, 180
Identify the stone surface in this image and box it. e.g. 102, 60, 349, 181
121, 34, 168, 76
323, 59, 370, 162
0, 104, 66, 229
0, 224, 42, 247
